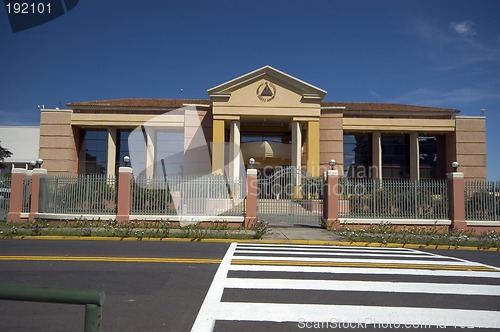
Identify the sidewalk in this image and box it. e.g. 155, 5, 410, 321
261, 226, 345, 241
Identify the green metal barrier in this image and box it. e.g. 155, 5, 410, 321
0, 284, 105, 332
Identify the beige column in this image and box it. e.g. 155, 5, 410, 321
244, 168, 258, 228
7, 168, 27, 222
291, 121, 302, 197
306, 121, 320, 177
116, 166, 133, 223
212, 119, 225, 175
146, 129, 155, 178
372, 132, 382, 179
106, 128, 117, 177
410, 132, 420, 180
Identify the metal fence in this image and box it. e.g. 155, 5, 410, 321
465, 181, 500, 221
339, 178, 449, 220
131, 175, 245, 216
40, 175, 117, 215
22, 177, 31, 213
0, 177, 11, 220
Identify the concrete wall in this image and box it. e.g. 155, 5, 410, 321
455, 116, 486, 180
319, 110, 344, 175
39, 109, 78, 175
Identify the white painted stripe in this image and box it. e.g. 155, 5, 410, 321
412, 250, 500, 271
234, 249, 443, 259
214, 302, 500, 329
224, 277, 500, 296
229, 264, 500, 278
232, 255, 481, 266
237, 243, 416, 252
191, 242, 237, 332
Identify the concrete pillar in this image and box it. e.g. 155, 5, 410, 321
323, 169, 340, 229
106, 128, 117, 178
229, 121, 241, 181
245, 168, 258, 228
146, 130, 155, 178
410, 132, 420, 180
306, 121, 320, 177
7, 168, 27, 222
372, 132, 382, 179
291, 121, 302, 198
116, 167, 133, 223
448, 172, 467, 230
28, 168, 47, 222
212, 119, 225, 175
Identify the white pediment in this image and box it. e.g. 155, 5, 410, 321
207, 65, 327, 103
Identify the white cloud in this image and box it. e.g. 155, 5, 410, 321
450, 20, 476, 36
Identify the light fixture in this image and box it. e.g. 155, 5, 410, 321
329, 159, 336, 170
29, 160, 36, 170
123, 155, 130, 167
36, 158, 43, 168
451, 161, 459, 172
249, 158, 255, 169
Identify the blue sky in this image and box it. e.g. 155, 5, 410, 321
1, 0, 499, 179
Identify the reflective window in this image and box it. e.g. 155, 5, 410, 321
343, 134, 372, 178
78, 130, 107, 174
155, 129, 184, 176
419, 136, 437, 179
381, 134, 410, 178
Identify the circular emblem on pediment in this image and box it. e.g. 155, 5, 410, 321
256, 82, 276, 102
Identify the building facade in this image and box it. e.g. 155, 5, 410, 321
38, 66, 487, 180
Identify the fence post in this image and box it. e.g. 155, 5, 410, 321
323, 170, 340, 229
28, 168, 47, 222
7, 168, 27, 222
448, 172, 467, 230
245, 168, 258, 228
116, 167, 132, 223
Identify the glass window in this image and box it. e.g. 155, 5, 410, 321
155, 129, 184, 176
419, 136, 437, 179
343, 134, 372, 178
78, 129, 107, 175
381, 134, 410, 178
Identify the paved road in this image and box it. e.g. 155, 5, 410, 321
0, 239, 498, 331
194, 243, 500, 331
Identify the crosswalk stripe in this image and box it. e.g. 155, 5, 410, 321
213, 302, 500, 329
224, 277, 500, 296
192, 242, 500, 331
232, 254, 482, 266
234, 249, 445, 258
229, 264, 500, 278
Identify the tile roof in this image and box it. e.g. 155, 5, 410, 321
67, 98, 211, 108
321, 101, 459, 113
66, 98, 459, 114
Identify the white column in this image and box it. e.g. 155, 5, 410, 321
372, 132, 382, 180
229, 121, 241, 182
146, 129, 155, 178
291, 121, 302, 194
410, 132, 420, 180
106, 128, 117, 177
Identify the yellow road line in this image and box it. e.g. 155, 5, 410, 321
231, 259, 498, 271
0, 255, 221, 264
1, 255, 495, 271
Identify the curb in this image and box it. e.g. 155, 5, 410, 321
1, 235, 499, 252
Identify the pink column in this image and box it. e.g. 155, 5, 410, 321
7, 168, 27, 222
28, 169, 47, 222
323, 170, 340, 229
448, 172, 467, 230
244, 169, 258, 228
116, 167, 133, 223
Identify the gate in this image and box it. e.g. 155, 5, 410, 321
257, 167, 323, 226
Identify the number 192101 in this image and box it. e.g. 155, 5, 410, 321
6, 2, 52, 14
